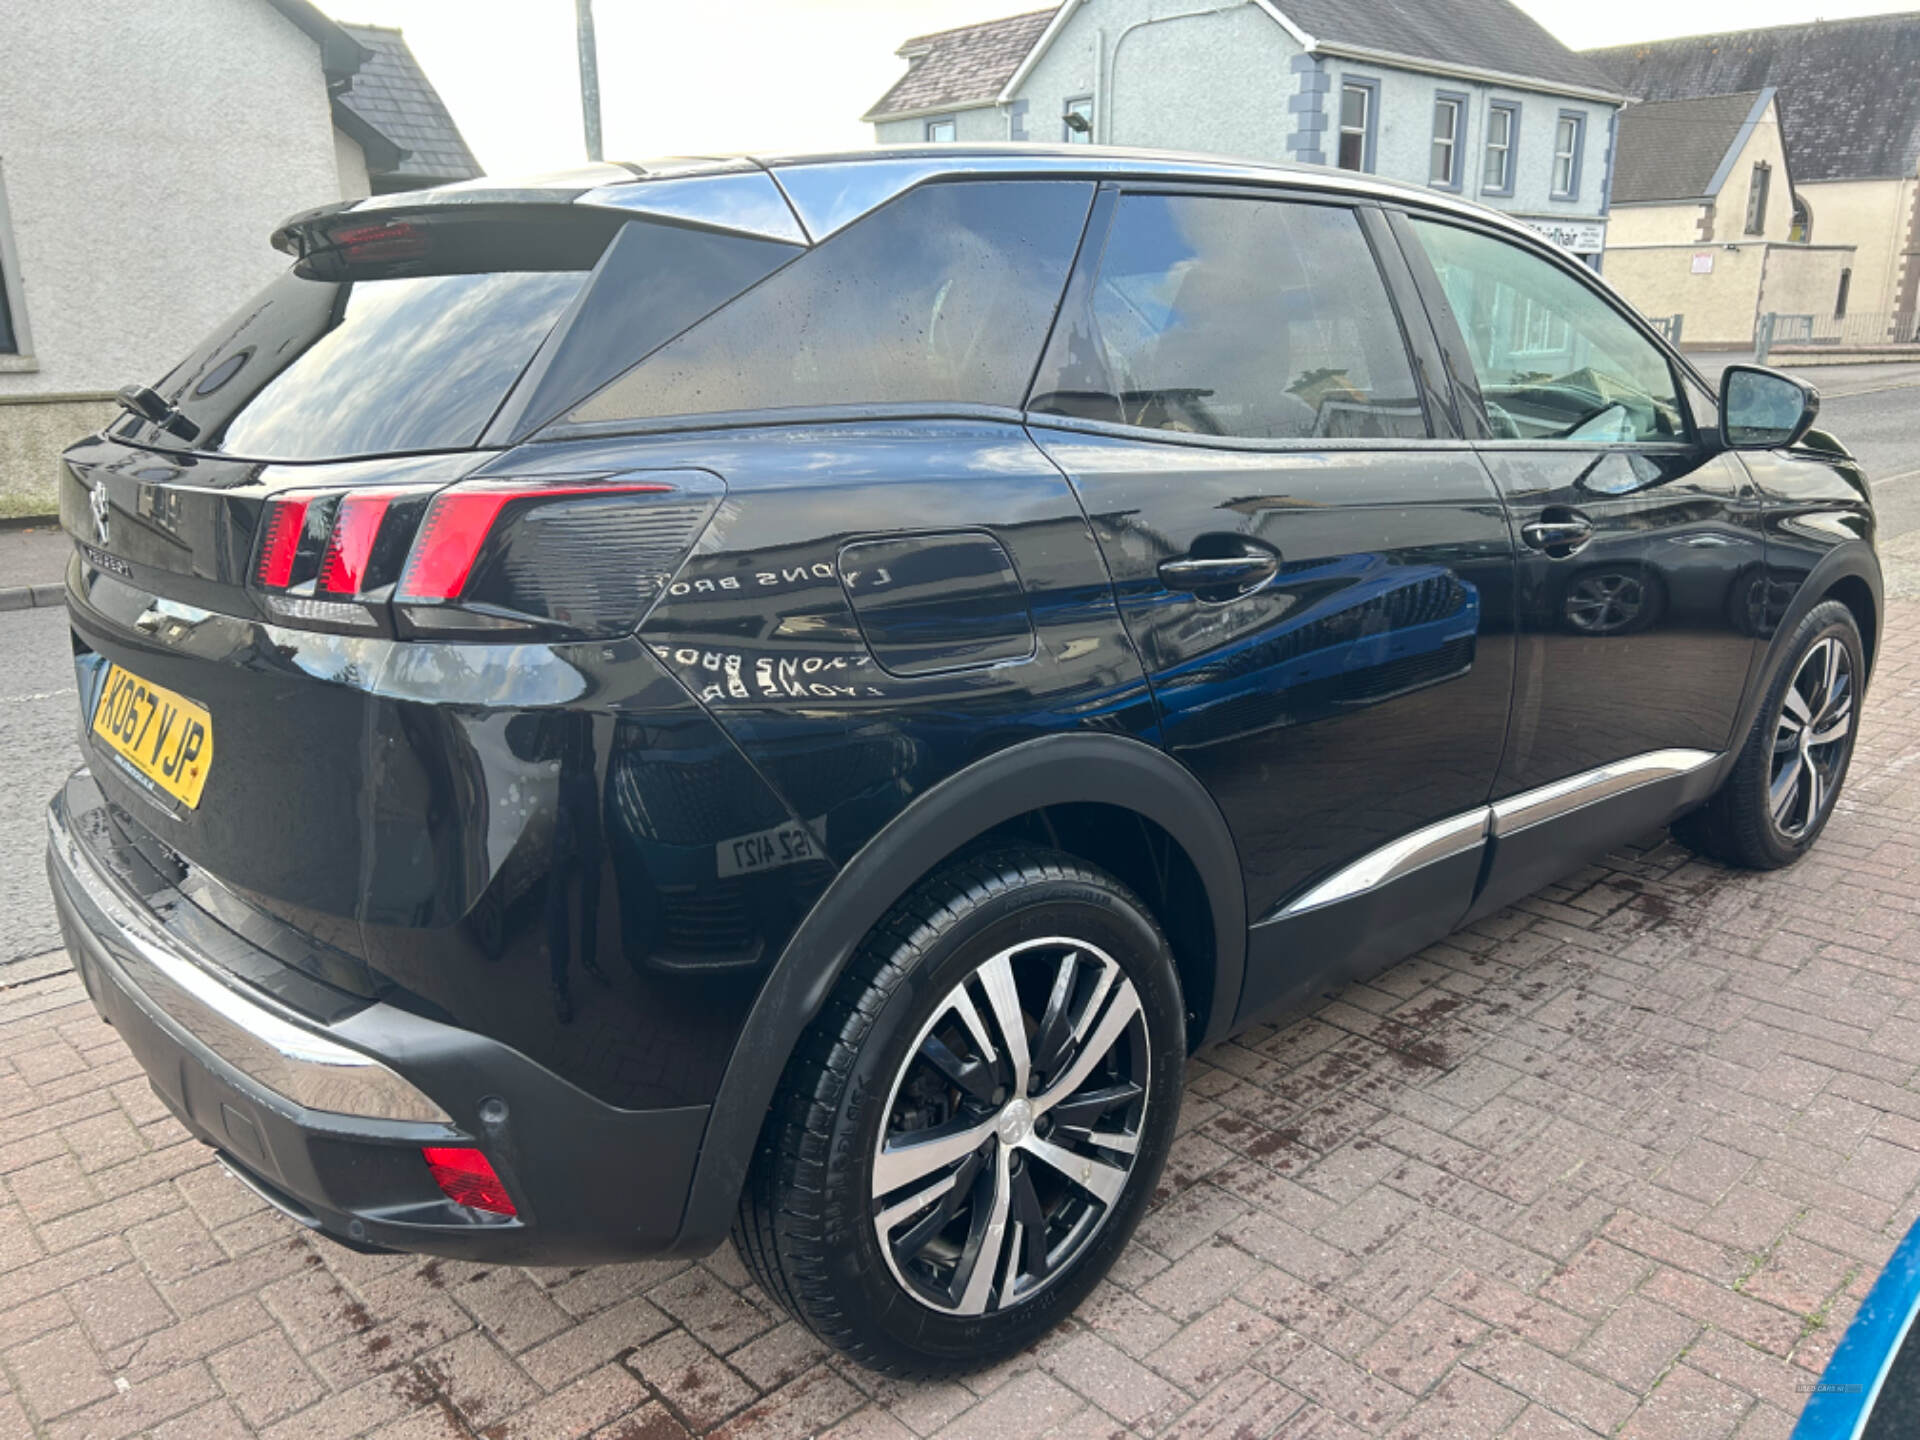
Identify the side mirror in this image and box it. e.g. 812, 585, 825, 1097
1720, 365, 1819, 450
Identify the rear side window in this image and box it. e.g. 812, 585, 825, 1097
1031, 194, 1426, 441
137, 210, 626, 462
565, 180, 1095, 426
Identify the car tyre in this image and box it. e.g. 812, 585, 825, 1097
1675, 599, 1863, 869
733, 845, 1185, 1376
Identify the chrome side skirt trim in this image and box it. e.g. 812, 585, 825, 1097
1270, 748, 1720, 922
1284, 809, 1488, 916
1489, 749, 1718, 837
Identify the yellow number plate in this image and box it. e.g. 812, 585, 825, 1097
90, 664, 215, 809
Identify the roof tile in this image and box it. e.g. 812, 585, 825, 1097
335, 23, 482, 185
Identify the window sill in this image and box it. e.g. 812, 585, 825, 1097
0, 354, 38, 373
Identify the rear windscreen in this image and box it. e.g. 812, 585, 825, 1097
129, 210, 624, 463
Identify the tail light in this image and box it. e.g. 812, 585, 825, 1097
421, 1147, 516, 1216
249, 470, 720, 640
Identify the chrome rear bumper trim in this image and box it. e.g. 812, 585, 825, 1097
48, 805, 451, 1125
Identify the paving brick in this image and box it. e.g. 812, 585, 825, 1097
627, 1327, 758, 1432
1572, 1295, 1699, 1392
6, 1324, 115, 1418
207, 1330, 325, 1428
1618, 1363, 1753, 1440
498, 1363, 650, 1440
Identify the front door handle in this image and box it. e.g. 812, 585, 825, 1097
1159, 541, 1280, 597
1520, 515, 1594, 552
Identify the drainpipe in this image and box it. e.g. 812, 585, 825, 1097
1105, 2, 1247, 147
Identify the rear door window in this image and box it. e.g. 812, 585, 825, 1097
1030, 193, 1427, 440
564, 180, 1095, 426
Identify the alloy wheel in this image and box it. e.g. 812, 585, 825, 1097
1771, 636, 1854, 838
871, 937, 1149, 1315
1565, 571, 1648, 634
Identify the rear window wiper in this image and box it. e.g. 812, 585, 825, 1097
115, 384, 200, 443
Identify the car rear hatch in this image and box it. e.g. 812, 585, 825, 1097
59, 187, 801, 988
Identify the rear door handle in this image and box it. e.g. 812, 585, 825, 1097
1520, 516, 1594, 552
1159, 544, 1279, 596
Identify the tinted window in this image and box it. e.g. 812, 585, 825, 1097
142, 211, 625, 462
567, 180, 1094, 426
1410, 219, 1686, 444
1031, 194, 1425, 441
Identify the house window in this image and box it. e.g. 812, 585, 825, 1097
0, 158, 26, 358
1551, 113, 1583, 199
1063, 96, 1093, 143
1745, 162, 1771, 236
1482, 102, 1517, 194
1836, 267, 1851, 319
1338, 80, 1376, 172
1430, 95, 1464, 189
925, 117, 957, 142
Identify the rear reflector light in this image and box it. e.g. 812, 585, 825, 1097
254, 495, 313, 588
395, 480, 675, 604
421, 1147, 516, 1216
316, 490, 399, 596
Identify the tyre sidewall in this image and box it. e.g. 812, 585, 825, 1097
819, 870, 1184, 1370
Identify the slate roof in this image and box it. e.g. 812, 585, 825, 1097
335, 23, 482, 187
1589, 14, 1920, 182
1282, 0, 1624, 96
1610, 90, 1766, 204
865, 8, 1055, 120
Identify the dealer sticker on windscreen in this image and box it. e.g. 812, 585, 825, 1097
90, 663, 214, 809
718, 821, 818, 878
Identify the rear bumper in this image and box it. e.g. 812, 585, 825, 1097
46, 772, 709, 1263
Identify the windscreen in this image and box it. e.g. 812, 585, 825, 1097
126, 209, 625, 462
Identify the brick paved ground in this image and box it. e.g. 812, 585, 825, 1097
5, 606, 1920, 1440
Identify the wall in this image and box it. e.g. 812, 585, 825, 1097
1323, 60, 1612, 225
1016, 0, 1299, 156
334, 127, 372, 201
1602, 243, 1767, 345
0, 395, 115, 518
1703, 99, 1794, 244
0, 0, 346, 513
1757, 244, 1856, 325
1797, 175, 1917, 319
874, 106, 1010, 144
0, 0, 341, 399
1607, 203, 1706, 246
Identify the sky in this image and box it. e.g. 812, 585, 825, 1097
314, 0, 1917, 176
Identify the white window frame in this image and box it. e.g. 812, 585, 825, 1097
924, 117, 958, 143
1482, 102, 1518, 196
1745, 162, 1771, 236
1430, 94, 1465, 190
1551, 112, 1584, 201
1337, 79, 1377, 173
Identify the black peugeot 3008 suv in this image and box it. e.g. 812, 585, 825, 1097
47, 148, 1879, 1375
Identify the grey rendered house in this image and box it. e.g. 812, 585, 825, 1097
865, 0, 1628, 266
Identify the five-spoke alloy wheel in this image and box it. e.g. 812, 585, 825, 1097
735, 847, 1184, 1376
1676, 599, 1865, 870
873, 937, 1149, 1315
1769, 635, 1854, 839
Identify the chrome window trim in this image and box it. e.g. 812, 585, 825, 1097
51, 807, 452, 1124
1270, 748, 1720, 921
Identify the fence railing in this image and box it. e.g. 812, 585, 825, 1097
1757, 308, 1920, 362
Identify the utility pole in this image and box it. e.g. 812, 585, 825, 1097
575, 0, 603, 163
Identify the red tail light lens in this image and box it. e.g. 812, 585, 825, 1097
254, 494, 314, 588
395, 480, 676, 604
316, 490, 401, 596
421, 1147, 516, 1216
326, 219, 430, 264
